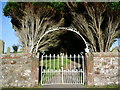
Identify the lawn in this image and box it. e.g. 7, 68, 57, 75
40, 58, 72, 85
40, 57, 72, 70
85, 84, 119, 88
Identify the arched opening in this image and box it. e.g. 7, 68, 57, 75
38, 27, 88, 85
37, 27, 88, 54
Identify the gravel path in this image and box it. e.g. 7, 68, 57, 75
43, 72, 83, 84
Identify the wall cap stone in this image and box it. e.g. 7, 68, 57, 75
0, 53, 37, 59
92, 52, 120, 57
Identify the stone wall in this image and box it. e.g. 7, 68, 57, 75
86, 52, 119, 86
0, 52, 119, 87
0, 53, 39, 88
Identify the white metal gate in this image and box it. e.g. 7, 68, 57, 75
40, 53, 85, 85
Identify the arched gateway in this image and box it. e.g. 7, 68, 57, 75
36, 27, 89, 53
39, 27, 89, 86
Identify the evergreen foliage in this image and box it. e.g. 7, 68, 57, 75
3, 2, 120, 53
12, 45, 19, 53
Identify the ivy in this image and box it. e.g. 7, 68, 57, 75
106, 2, 120, 10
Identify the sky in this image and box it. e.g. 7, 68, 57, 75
0, 1, 119, 53
1, 2, 20, 52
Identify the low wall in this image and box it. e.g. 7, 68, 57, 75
86, 52, 119, 86
0, 53, 39, 88
0, 52, 119, 87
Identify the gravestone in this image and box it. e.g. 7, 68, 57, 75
0, 40, 5, 54
7, 47, 11, 54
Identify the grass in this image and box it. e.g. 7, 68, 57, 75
85, 84, 119, 88
40, 58, 72, 70
40, 58, 72, 86
41, 71, 57, 84
2, 84, 119, 89
38, 83, 42, 88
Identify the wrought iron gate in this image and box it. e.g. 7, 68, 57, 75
40, 53, 85, 85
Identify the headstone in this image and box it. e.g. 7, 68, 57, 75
7, 47, 11, 54
0, 40, 5, 54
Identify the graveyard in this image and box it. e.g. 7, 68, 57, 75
0, 2, 120, 89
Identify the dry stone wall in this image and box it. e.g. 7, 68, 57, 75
0, 53, 39, 88
86, 52, 119, 86
0, 52, 119, 87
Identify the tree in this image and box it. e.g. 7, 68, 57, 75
3, 2, 66, 53
3, 2, 120, 53
12, 45, 19, 53
106, 2, 120, 10
67, 2, 120, 52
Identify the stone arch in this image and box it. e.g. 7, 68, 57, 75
36, 27, 89, 53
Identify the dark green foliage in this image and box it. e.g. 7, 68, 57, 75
106, 2, 120, 10
41, 58, 71, 70
12, 45, 19, 53
3, 2, 120, 53
3, 2, 67, 18
67, 2, 120, 52
3, 2, 20, 17
32, 2, 67, 11
48, 2, 67, 12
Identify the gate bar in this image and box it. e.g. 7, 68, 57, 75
82, 54, 84, 84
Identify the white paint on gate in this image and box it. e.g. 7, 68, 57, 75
41, 54, 85, 85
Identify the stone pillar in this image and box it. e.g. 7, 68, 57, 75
0, 40, 4, 54
31, 54, 39, 87
85, 53, 94, 86
7, 47, 10, 54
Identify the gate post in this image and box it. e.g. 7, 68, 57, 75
61, 54, 64, 84
31, 53, 39, 87
85, 53, 94, 86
